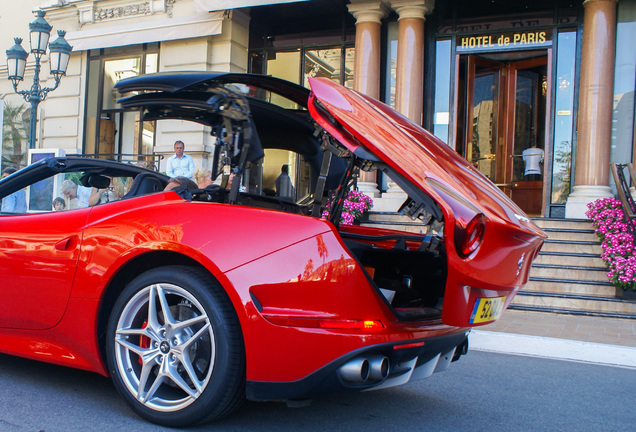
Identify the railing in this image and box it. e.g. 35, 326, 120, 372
610, 162, 636, 243
79, 153, 164, 172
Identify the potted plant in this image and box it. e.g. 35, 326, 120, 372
586, 198, 636, 300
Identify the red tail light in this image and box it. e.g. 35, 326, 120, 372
264, 316, 384, 330
454, 213, 485, 258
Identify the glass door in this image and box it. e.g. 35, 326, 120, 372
507, 57, 548, 216
458, 54, 548, 216
462, 56, 504, 184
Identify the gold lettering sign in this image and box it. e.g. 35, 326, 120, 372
457, 29, 552, 52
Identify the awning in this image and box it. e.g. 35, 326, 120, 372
65, 12, 224, 51
194, 0, 309, 12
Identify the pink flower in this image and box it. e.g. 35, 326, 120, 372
321, 190, 374, 225
586, 198, 636, 291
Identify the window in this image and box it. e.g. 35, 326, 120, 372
304, 47, 354, 89
385, 21, 398, 108
550, 30, 576, 205
250, 41, 353, 200
611, 0, 636, 166
433, 39, 452, 144
84, 45, 159, 162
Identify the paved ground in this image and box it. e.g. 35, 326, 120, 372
472, 309, 636, 369
479, 309, 636, 347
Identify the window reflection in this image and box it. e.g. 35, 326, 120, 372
433, 39, 452, 144
267, 50, 301, 109
84, 46, 159, 158
611, 0, 636, 170
385, 22, 398, 108
303, 48, 352, 88
550, 30, 576, 205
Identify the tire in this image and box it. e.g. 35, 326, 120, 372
106, 266, 245, 427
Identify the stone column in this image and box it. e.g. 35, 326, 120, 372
565, 0, 618, 219
348, 1, 388, 99
393, 0, 433, 124
371, 0, 433, 212
347, 1, 389, 198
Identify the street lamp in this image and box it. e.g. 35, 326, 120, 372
5, 10, 72, 149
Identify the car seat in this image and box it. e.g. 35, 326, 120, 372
122, 173, 164, 198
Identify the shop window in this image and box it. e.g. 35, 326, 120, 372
84, 46, 158, 163
259, 43, 352, 195
267, 50, 300, 84
267, 50, 301, 109
261, 44, 353, 90
258, 149, 311, 201
303, 47, 354, 89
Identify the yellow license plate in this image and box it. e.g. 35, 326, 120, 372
469, 296, 506, 324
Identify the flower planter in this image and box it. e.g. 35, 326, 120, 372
587, 198, 636, 298
616, 287, 636, 301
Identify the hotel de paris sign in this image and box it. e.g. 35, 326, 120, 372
456, 29, 553, 52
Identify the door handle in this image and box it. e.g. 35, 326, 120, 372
55, 235, 80, 251
495, 183, 518, 188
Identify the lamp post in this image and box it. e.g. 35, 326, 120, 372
5, 10, 72, 149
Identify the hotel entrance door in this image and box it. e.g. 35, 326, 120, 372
456, 54, 548, 216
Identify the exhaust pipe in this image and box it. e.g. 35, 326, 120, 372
367, 355, 390, 380
338, 357, 370, 383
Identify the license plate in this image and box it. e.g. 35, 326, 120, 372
469, 296, 506, 324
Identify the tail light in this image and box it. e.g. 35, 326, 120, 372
454, 213, 485, 258
264, 316, 384, 330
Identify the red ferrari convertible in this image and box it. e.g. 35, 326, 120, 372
0, 73, 545, 426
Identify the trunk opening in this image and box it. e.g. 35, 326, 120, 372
341, 231, 447, 321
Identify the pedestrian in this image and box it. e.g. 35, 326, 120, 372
166, 140, 195, 178
61, 179, 92, 209
275, 164, 295, 199
1, 167, 27, 213
194, 168, 213, 189
52, 197, 66, 211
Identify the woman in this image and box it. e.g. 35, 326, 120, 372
193, 168, 213, 189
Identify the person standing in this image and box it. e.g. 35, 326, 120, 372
194, 168, 214, 189
1, 167, 27, 213
166, 140, 195, 179
522, 145, 544, 181
275, 164, 295, 199
61, 179, 92, 209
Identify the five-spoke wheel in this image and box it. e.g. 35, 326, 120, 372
106, 266, 245, 427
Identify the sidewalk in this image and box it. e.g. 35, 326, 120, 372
470, 309, 636, 369
478, 309, 636, 347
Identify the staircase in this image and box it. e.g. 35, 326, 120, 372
512, 218, 636, 319
362, 213, 636, 319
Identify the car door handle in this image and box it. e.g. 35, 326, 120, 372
55, 235, 80, 251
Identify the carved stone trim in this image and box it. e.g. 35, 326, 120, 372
94, 3, 151, 21
74, 0, 176, 25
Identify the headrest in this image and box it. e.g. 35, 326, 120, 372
81, 173, 111, 189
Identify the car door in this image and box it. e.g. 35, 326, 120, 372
0, 208, 90, 330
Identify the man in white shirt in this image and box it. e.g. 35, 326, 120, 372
275, 164, 295, 199
166, 140, 195, 179
522, 146, 544, 180
61, 179, 92, 209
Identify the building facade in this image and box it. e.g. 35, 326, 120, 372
0, 0, 634, 219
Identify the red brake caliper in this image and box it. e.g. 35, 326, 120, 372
138, 320, 149, 365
